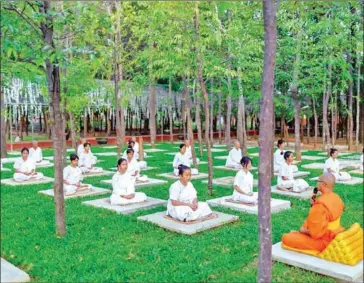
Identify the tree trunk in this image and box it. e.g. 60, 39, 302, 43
194, 2, 213, 195
322, 64, 332, 150
168, 77, 174, 143
83, 109, 87, 138
40, 0, 65, 236
355, 55, 361, 151
306, 116, 310, 144
225, 68, 232, 151
312, 95, 318, 149
347, 52, 354, 150
258, 0, 277, 281
237, 68, 248, 155
210, 78, 214, 144
194, 81, 203, 157
106, 108, 111, 136
0, 86, 7, 158
218, 80, 222, 144
69, 112, 77, 152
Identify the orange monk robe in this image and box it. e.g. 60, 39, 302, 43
282, 192, 345, 252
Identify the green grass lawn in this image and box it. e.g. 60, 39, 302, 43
1, 143, 363, 282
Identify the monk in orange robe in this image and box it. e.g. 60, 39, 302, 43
282, 172, 345, 252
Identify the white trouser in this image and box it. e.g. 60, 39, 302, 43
226, 163, 242, 170
232, 193, 258, 205
332, 172, 351, 181
64, 184, 92, 194
110, 192, 147, 205
278, 179, 309, 192
13, 172, 44, 182
138, 161, 147, 169
35, 160, 51, 166
174, 168, 199, 176
167, 201, 212, 221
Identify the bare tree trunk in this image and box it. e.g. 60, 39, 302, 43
322, 64, 332, 150
312, 95, 318, 149
168, 77, 174, 143
210, 79, 214, 144
194, 80, 203, 157
83, 109, 87, 138
237, 68, 248, 155
1, 86, 7, 158
355, 57, 361, 151
306, 116, 310, 144
347, 53, 354, 150
195, 2, 213, 196
258, 0, 277, 281
218, 80, 222, 144
225, 70, 232, 151
106, 108, 111, 136
40, 0, 65, 236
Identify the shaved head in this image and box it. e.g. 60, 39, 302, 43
317, 172, 336, 192
234, 140, 240, 149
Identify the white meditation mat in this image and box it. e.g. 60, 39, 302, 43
94, 152, 117, 156
165, 152, 178, 156
300, 155, 326, 161
1, 176, 54, 186
82, 170, 114, 178
35, 162, 54, 168
310, 176, 363, 185
38, 187, 111, 199
318, 151, 352, 156
1, 157, 19, 164
273, 171, 310, 178
207, 194, 291, 214
144, 143, 160, 146
109, 166, 157, 171
271, 185, 313, 199
202, 177, 258, 187
272, 242, 363, 282
144, 148, 167, 153
213, 165, 257, 171
43, 156, 104, 164
302, 161, 360, 170
213, 144, 228, 148
1, 168, 10, 172
167, 161, 207, 165
82, 197, 167, 215
101, 178, 168, 189
214, 156, 228, 160
66, 148, 75, 153
204, 148, 226, 153
137, 211, 239, 235
101, 146, 117, 149
7, 151, 21, 155
349, 169, 364, 175
1, 258, 30, 283
157, 172, 209, 180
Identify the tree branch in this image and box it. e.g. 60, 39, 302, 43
3, 4, 41, 35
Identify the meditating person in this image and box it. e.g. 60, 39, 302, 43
166, 164, 212, 222
131, 136, 147, 158
185, 139, 200, 164
77, 138, 87, 156
79, 142, 103, 174
277, 151, 310, 192
63, 154, 91, 194
281, 172, 344, 253
274, 139, 298, 173
232, 156, 257, 205
13, 148, 44, 182
122, 141, 147, 169
110, 158, 147, 205
29, 141, 50, 166
173, 144, 198, 176
226, 141, 243, 169
125, 148, 148, 182
324, 148, 351, 181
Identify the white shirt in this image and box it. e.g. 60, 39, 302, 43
233, 170, 254, 196
63, 165, 83, 185
274, 149, 285, 170
79, 152, 97, 168
29, 147, 43, 162
173, 152, 191, 168
122, 150, 139, 160
14, 157, 36, 173
185, 146, 192, 159
127, 158, 140, 175
226, 147, 242, 166
77, 144, 84, 156
133, 142, 139, 154
111, 172, 135, 196
169, 180, 197, 204
278, 162, 294, 184
324, 157, 340, 174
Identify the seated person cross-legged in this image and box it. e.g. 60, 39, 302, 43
277, 151, 310, 193
123, 141, 147, 169
282, 172, 344, 253
125, 148, 148, 182
79, 142, 103, 174
184, 139, 200, 164
324, 148, 351, 181
274, 139, 298, 173
13, 147, 44, 182
110, 158, 147, 206
232, 156, 257, 205
63, 154, 91, 195
226, 141, 243, 169
29, 141, 51, 166
167, 165, 212, 222
172, 143, 198, 176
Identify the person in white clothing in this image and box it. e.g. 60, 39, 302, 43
79, 143, 103, 174
122, 142, 147, 169
29, 141, 51, 166
63, 154, 91, 194
232, 156, 257, 205
167, 164, 212, 222
173, 144, 198, 176
324, 148, 351, 181
131, 137, 147, 159
77, 138, 92, 156
126, 148, 148, 182
13, 148, 44, 182
226, 141, 242, 169
277, 151, 309, 192
110, 158, 147, 205
185, 139, 200, 164
274, 139, 298, 173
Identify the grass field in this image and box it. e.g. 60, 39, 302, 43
1, 142, 363, 282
